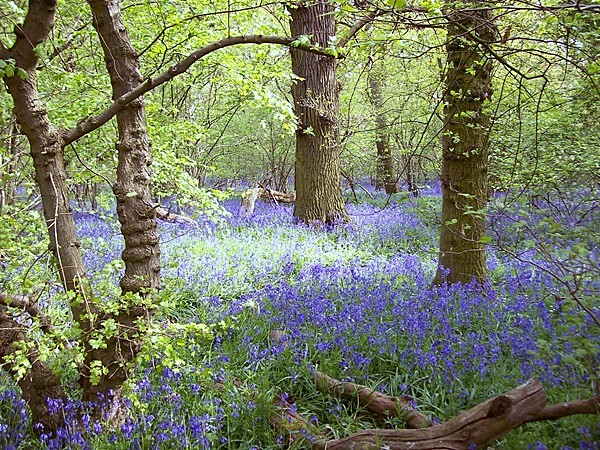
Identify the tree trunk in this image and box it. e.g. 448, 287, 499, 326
403, 154, 419, 197
0, 117, 19, 209
0, 0, 95, 430
3, 76, 95, 323
289, 0, 348, 226
433, 1, 497, 285
85, 0, 160, 402
367, 58, 398, 195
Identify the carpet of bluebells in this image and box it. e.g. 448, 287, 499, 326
1, 185, 599, 449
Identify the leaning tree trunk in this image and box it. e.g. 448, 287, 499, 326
432, 0, 497, 285
367, 57, 398, 195
85, 0, 160, 402
0, 0, 95, 430
289, 0, 348, 225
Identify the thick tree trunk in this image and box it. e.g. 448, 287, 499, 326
85, 0, 160, 402
289, 0, 348, 226
433, 1, 497, 285
367, 58, 398, 195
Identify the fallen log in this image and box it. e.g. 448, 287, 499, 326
240, 188, 295, 218
155, 206, 198, 225
270, 377, 599, 450
312, 379, 599, 450
258, 187, 295, 204
314, 371, 431, 429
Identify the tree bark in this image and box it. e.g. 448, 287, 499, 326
433, 1, 497, 285
0, 0, 95, 429
367, 57, 398, 195
289, 0, 349, 226
85, 0, 159, 402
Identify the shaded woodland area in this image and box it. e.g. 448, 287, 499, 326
0, 0, 599, 448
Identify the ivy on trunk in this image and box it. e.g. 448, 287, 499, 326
289, 0, 349, 226
433, 0, 498, 285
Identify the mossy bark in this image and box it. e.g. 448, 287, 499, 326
289, 0, 349, 226
433, 1, 497, 285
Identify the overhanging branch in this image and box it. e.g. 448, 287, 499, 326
60, 35, 339, 146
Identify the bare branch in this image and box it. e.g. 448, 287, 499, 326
529, 397, 600, 422
339, 9, 384, 48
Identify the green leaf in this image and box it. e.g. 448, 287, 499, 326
387, 0, 406, 8
478, 236, 492, 244
323, 47, 338, 58
291, 35, 311, 48
16, 68, 27, 80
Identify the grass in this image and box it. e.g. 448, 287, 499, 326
1, 187, 599, 449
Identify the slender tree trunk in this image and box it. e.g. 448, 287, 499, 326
403, 154, 419, 196
289, 0, 348, 225
3, 34, 93, 320
433, 1, 497, 285
0, 117, 19, 208
0, 0, 94, 430
85, 0, 160, 402
367, 58, 398, 195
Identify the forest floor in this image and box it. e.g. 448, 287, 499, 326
1, 186, 599, 449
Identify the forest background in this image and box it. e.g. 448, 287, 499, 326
0, 0, 599, 448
